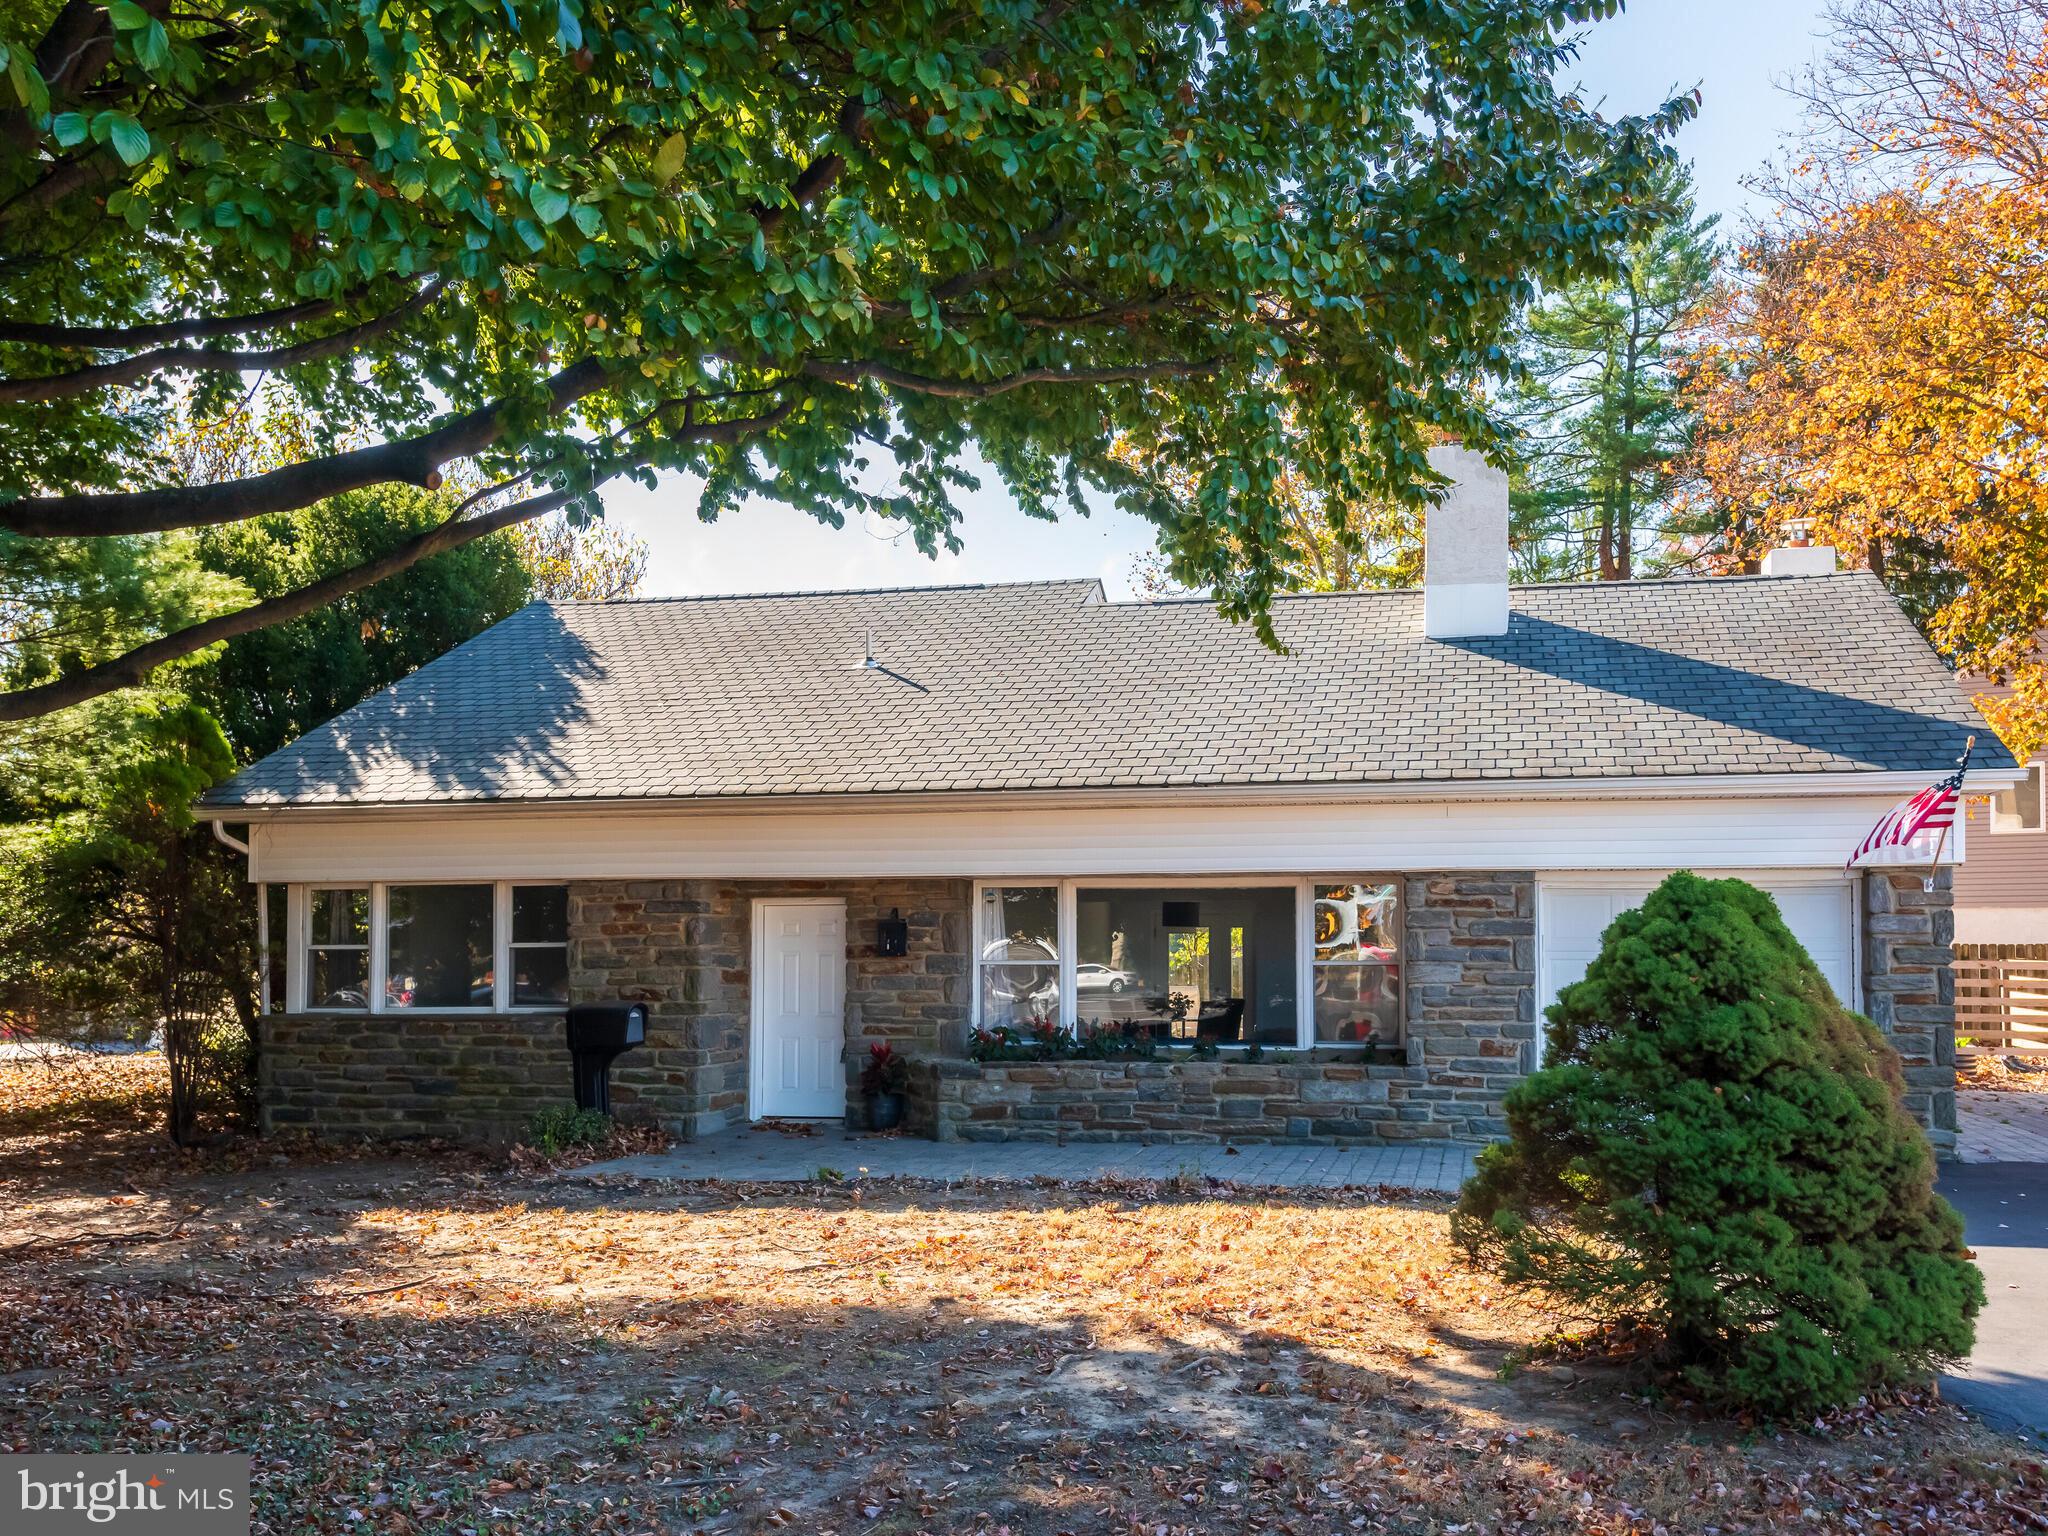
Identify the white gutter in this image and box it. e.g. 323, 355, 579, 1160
197, 765, 2030, 824
210, 819, 251, 855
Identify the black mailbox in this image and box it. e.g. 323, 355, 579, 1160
565, 1002, 647, 1115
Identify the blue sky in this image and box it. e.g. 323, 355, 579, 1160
606, 0, 1835, 601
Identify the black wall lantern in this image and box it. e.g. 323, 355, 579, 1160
876, 907, 909, 957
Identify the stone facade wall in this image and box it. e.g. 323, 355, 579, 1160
259, 1013, 566, 1139
1862, 867, 1958, 1156
1400, 872, 1538, 1141
915, 871, 1538, 1145
260, 878, 971, 1141
569, 878, 972, 1136
918, 1056, 1426, 1143
258, 873, 1538, 1145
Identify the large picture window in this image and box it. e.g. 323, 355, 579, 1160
305, 888, 369, 1011
386, 884, 494, 1010
1312, 880, 1402, 1045
976, 885, 1058, 1028
1075, 885, 1298, 1044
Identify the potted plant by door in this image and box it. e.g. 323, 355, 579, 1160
860, 1041, 910, 1132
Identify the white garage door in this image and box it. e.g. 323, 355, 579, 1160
1538, 876, 1857, 1017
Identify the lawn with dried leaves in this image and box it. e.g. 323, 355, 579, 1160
1, 1054, 2041, 1535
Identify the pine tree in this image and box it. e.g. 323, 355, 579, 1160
1505, 163, 1719, 582
1453, 872, 1982, 1416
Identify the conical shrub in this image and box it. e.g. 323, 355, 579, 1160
1452, 871, 1980, 1415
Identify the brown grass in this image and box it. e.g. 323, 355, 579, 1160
0, 1058, 2040, 1535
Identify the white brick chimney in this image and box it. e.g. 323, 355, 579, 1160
1760, 518, 1839, 576
1423, 442, 1510, 640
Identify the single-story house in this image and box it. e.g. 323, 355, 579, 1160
200, 448, 2021, 1157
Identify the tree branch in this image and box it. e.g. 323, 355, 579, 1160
1, 356, 608, 538
0, 282, 446, 404
0, 490, 572, 722
0, 392, 804, 719
0, 297, 339, 350
751, 96, 867, 235
798, 355, 1218, 399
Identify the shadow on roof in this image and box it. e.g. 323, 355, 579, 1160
1450, 615, 1997, 773
212, 604, 605, 803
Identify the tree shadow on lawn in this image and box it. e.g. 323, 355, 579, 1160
4, 1169, 2043, 1534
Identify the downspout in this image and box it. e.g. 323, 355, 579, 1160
210, 819, 270, 1019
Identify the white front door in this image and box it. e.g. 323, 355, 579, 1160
751, 900, 847, 1119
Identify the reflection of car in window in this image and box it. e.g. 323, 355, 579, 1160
1075, 963, 1140, 994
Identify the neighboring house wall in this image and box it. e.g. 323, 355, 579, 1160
1953, 795, 2048, 943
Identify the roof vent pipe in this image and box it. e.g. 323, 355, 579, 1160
1422, 442, 1510, 640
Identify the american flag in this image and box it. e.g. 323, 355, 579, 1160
1846, 739, 1973, 870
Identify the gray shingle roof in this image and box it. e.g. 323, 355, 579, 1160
201, 571, 2012, 809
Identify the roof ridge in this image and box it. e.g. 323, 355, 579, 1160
545, 577, 1106, 607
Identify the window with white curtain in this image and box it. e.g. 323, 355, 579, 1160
976, 885, 1059, 1028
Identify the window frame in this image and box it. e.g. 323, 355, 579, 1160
299, 884, 371, 1014
382, 880, 499, 1014
971, 882, 1066, 1032
505, 882, 572, 1009
288, 880, 569, 1015
973, 878, 1393, 1051
1988, 764, 2046, 835
1307, 877, 1407, 1048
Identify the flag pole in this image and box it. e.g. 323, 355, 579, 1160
1924, 733, 1975, 893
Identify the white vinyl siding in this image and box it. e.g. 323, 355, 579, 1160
250, 791, 1933, 884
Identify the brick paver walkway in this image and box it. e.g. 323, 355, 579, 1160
576, 1127, 1483, 1194
1959, 1090, 2048, 1164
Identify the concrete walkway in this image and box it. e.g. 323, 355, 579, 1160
1958, 1091, 2048, 1164
576, 1125, 1482, 1194
1939, 1162, 2048, 1443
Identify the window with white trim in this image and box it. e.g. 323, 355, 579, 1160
976, 885, 1059, 1028
305, 887, 370, 1011
509, 885, 570, 1005
1075, 884, 1297, 1044
1989, 765, 2045, 834
386, 884, 494, 1009
1311, 880, 1403, 1045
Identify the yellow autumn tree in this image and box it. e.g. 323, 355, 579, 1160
1684, 0, 2048, 757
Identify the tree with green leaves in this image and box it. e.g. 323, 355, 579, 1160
1, 0, 1689, 720
0, 695, 252, 1143
1502, 160, 1718, 582
1453, 872, 1980, 1416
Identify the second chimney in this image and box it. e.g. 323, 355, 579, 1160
1423, 442, 1510, 640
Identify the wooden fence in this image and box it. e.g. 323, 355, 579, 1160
1954, 943, 2048, 1052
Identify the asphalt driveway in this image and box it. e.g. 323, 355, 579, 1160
1939, 1162, 2048, 1442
